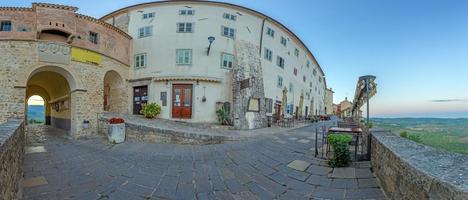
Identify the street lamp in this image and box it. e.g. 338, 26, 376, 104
207, 36, 215, 56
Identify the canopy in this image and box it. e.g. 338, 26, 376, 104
351, 75, 377, 117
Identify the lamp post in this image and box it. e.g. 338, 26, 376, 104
207, 36, 215, 56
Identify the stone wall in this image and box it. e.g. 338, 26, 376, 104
232, 40, 267, 130
0, 120, 25, 200
370, 130, 468, 200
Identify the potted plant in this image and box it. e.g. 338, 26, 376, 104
140, 103, 161, 118
107, 117, 125, 144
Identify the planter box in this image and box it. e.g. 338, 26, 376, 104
107, 123, 125, 144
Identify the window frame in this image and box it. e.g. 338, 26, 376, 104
142, 12, 155, 19
220, 52, 234, 69
264, 48, 272, 61
280, 37, 287, 46
266, 27, 275, 37
276, 56, 285, 69
134, 53, 147, 69
179, 10, 195, 15
88, 31, 99, 44
177, 22, 194, 33
176, 49, 193, 65
221, 26, 236, 39
0, 21, 12, 32
277, 76, 283, 88
223, 13, 237, 21
138, 26, 153, 38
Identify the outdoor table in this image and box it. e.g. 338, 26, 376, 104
326, 127, 362, 160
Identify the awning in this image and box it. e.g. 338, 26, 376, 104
352, 75, 377, 116
153, 75, 223, 83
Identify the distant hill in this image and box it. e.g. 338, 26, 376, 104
372, 118, 468, 155
28, 105, 44, 124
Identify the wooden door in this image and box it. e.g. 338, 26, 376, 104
133, 86, 148, 115
172, 84, 192, 118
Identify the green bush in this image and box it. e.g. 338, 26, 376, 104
328, 134, 353, 167
400, 131, 408, 138
408, 134, 422, 143
216, 108, 232, 125
140, 103, 161, 118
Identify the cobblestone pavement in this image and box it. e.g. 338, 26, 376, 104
22, 123, 386, 200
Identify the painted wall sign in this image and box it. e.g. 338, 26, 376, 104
71, 47, 102, 65
247, 98, 260, 112
160, 92, 167, 106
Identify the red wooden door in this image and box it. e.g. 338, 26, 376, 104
172, 84, 192, 118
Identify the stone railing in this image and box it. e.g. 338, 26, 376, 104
0, 119, 25, 200
370, 130, 468, 199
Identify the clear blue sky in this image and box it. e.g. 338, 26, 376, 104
5, 0, 468, 118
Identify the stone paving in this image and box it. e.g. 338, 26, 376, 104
21, 123, 386, 200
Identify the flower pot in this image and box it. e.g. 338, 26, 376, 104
107, 123, 125, 144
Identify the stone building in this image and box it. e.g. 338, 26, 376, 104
0, 1, 328, 135
338, 97, 353, 118
0, 3, 131, 138
324, 88, 334, 115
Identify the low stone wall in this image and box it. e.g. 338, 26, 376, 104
97, 116, 240, 145
370, 130, 468, 200
0, 120, 25, 200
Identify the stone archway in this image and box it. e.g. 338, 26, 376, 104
103, 70, 126, 113
26, 66, 76, 133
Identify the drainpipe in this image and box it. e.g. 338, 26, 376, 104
259, 17, 267, 56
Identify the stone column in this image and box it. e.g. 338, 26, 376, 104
232, 41, 267, 130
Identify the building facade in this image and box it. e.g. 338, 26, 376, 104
0, 1, 328, 136
338, 97, 353, 118
101, 0, 327, 123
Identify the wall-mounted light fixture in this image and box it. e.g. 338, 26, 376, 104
206, 36, 215, 56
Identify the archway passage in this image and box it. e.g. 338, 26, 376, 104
27, 95, 45, 124
103, 70, 126, 113
27, 70, 72, 131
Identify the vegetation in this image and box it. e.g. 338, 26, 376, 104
328, 134, 353, 168
216, 107, 232, 125
140, 103, 161, 118
108, 118, 124, 124
374, 118, 468, 155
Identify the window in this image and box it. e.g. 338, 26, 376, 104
264, 48, 272, 61
179, 10, 195, 15
89, 31, 98, 44
142, 12, 155, 19
319, 76, 322, 83
134, 53, 147, 68
266, 27, 275, 37
277, 76, 283, 88
222, 26, 236, 39
177, 23, 193, 33
221, 53, 234, 69
307, 60, 310, 68
289, 83, 293, 93
0, 21, 12, 32
280, 37, 287, 46
223, 13, 237, 21
310, 82, 313, 88
313, 68, 317, 76
294, 48, 299, 57
176, 49, 192, 65
276, 56, 285, 68
293, 68, 298, 76
303, 75, 306, 82
138, 26, 153, 38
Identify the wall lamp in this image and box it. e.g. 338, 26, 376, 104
206, 36, 215, 56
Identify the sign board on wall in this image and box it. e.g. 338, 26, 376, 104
38, 41, 70, 64
71, 47, 102, 65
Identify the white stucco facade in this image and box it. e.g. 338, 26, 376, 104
102, 1, 327, 122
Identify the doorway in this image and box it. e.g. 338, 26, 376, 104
133, 86, 148, 115
27, 95, 45, 125
172, 84, 192, 119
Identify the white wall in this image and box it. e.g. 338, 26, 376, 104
106, 1, 327, 121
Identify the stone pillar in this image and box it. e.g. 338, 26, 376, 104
70, 90, 97, 138
232, 41, 267, 130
